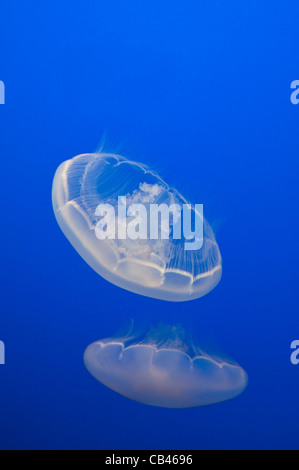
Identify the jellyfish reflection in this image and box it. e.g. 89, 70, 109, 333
52, 153, 222, 301
84, 325, 247, 408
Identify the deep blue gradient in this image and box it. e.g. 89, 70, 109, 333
0, 1, 298, 450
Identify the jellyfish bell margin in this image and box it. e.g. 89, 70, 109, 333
84, 338, 248, 408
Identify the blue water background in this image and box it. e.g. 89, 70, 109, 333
0, 1, 298, 449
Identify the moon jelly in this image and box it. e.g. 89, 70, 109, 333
84, 327, 248, 408
52, 153, 222, 301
